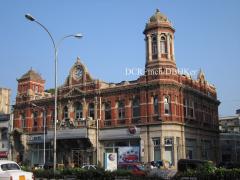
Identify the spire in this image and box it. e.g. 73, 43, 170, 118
197, 69, 206, 83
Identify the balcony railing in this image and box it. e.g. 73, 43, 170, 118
74, 118, 86, 127
117, 118, 126, 125
104, 120, 111, 127
132, 117, 141, 124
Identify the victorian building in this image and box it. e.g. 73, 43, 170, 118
219, 110, 240, 163
13, 9, 220, 168
0, 87, 11, 159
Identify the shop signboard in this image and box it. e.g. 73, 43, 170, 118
118, 146, 140, 163
104, 153, 117, 171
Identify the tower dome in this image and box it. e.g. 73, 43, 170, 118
149, 9, 169, 23
144, 9, 174, 33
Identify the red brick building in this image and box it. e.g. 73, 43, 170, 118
13, 9, 220, 168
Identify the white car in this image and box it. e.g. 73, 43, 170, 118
81, 164, 97, 170
0, 160, 34, 180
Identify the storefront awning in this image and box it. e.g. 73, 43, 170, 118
27, 128, 88, 144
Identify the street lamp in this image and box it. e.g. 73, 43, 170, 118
31, 103, 46, 165
25, 13, 82, 172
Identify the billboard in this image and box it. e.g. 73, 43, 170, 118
104, 153, 117, 171
118, 146, 140, 163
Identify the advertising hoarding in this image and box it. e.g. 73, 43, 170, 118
104, 153, 117, 171
118, 146, 140, 163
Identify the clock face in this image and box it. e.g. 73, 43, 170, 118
74, 67, 83, 79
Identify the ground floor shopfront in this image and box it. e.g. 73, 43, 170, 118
28, 139, 94, 167
98, 124, 219, 168
15, 123, 219, 168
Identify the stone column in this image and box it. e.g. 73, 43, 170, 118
147, 34, 152, 62
26, 108, 32, 132
140, 91, 147, 123
172, 35, 175, 61
82, 98, 87, 118
167, 33, 171, 59
125, 97, 131, 125
111, 98, 117, 126
68, 100, 74, 121
94, 96, 98, 121
157, 33, 161, 60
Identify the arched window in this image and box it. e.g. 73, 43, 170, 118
88, 103, 95, 119
104, 102, 111, 120
160, 36, 167, 54
63, 106, 68, 119
21, 113, 26, 128
188, 99, 194, 118
132, 97, 140, 118
75, 102, 83, 119
153, 96, 159, 115
118, 101, 125, 120
164, 96, 170, 114
151, 34, 158, 59
33, 112, 38, 127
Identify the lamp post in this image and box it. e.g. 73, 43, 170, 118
31, 103, 46, 165
25, 13, 82, 172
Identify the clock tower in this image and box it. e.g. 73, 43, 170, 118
65, 57, 94, 86
144, 9, 177, 77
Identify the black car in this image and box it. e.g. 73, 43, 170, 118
177, 159, 208, 172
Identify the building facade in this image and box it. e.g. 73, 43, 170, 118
0, 87, 11, 159
0, 88, 11, 114
13, 9, 220, 168
219, 110, 240, 163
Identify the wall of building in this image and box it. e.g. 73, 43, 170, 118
0, 88, 11, 114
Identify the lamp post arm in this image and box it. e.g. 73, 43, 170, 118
56, 35, 75, 50
33, 20, 56, 51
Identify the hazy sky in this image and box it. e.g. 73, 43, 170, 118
0, 0, 239, 116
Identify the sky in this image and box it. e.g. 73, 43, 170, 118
0, 0, 240, 117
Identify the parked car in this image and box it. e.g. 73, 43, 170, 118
218, 161, 240, 169
33, 164, 44, 170
177, 159, 208, 172
122, 154, 138, 162
0, 160, 34, 180
81, 164, 97, 170
118, 163, 146, 176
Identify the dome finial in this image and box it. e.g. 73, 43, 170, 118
156, 8, 160, 13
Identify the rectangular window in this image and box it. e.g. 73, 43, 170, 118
153, 96, 159, 115
21, 113, 26, 128
118, 101, 125, 120
153, 138, 161, 161
105, 102, 111, 120
33, 112, 38, 127
183, 98, 187, 117
164, 137, 174, 165
164, 96, 170, 115
132, 98, 140, 118
188, 99, 194, 118
51, 111, 55, 127
88, 103, 95, 119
